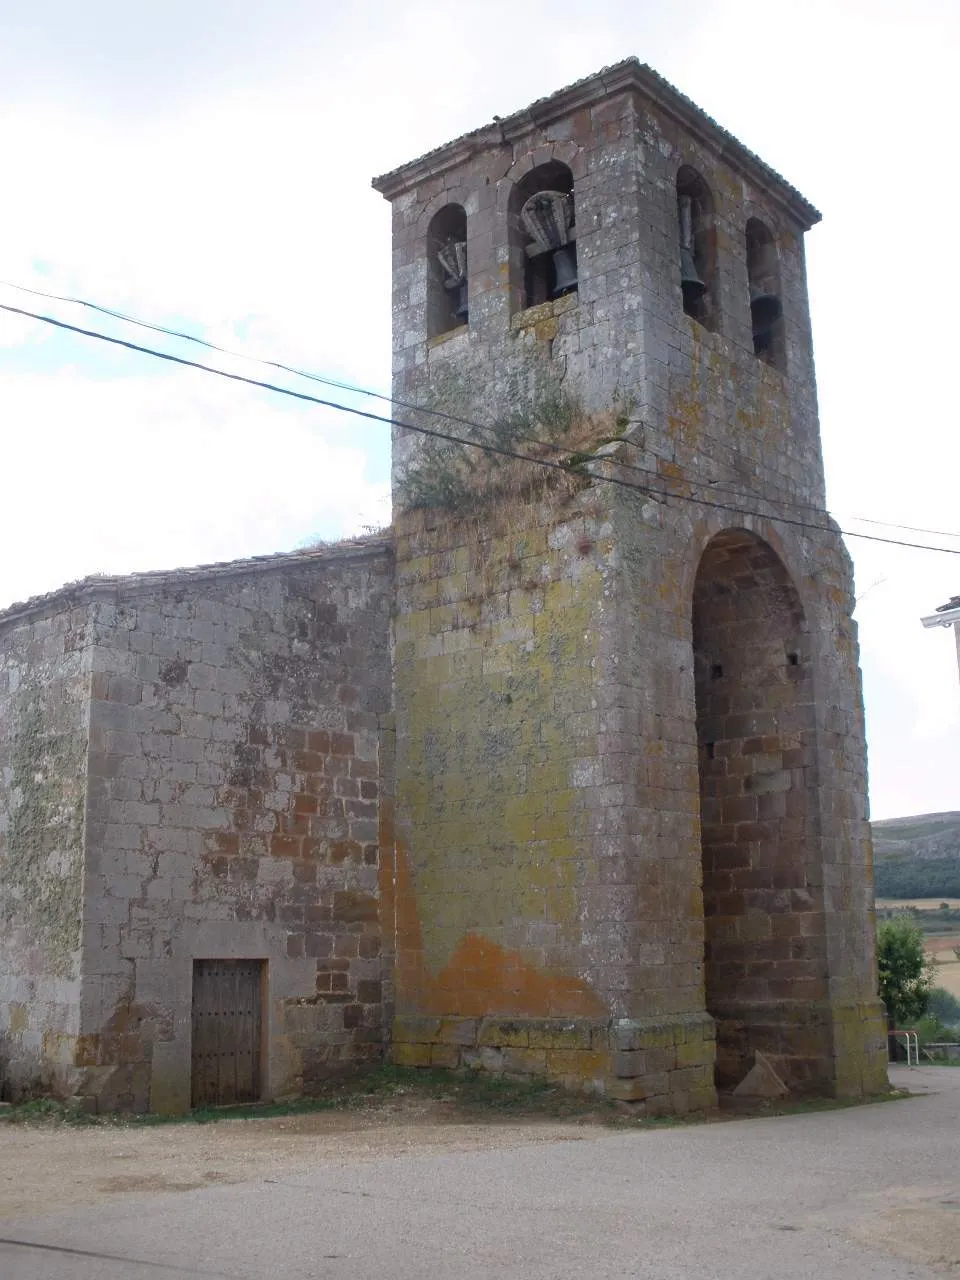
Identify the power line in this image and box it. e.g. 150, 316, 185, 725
6, 277, 958, 543
841, 513, 960, 541
2, 298, 959, 559
4, 277, 795, 513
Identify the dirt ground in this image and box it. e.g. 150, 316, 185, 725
1, 1071, 958, 1280
0, 1098, 591, 1222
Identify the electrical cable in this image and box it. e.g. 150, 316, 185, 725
6, 278, 959, 542
2, 298, 959, 558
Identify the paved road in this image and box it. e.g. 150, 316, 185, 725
1, 1067, 957, 1279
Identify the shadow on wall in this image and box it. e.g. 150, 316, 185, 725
693, 528, 830, 1093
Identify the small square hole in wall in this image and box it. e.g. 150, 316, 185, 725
705, 742, 716, 760
710, 663, 723, 680
787, 652, 799, 666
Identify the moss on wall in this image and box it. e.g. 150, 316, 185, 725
393, 494, 612, 1016
2, 692, 85, 978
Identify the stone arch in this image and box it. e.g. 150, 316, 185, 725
504, 158, 579, 312
692, 528, 831, 1094
497, 142, 584, 212
415, 186, 473, 236
681, 511, 816, 622
426, 203, 469, 337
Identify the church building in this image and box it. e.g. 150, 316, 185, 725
0, 60, 887, 1113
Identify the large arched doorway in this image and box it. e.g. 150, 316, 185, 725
693, 530, 830, 1093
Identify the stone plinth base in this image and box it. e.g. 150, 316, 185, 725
712, 999, 833, 1094
391, 1011, 717, 1117
712, 998, 890, 1097
830, 999, 889, 1096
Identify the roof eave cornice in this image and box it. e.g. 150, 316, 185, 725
0, 539, 393, 634
922, 607, 960, 629
371, 59, 820, 231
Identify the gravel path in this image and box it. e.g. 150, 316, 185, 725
0, 1068, 957, 1278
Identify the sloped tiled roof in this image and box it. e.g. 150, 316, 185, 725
0, 535, 392, 632
372, 58, 820, 229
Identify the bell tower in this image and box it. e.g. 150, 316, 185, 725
373, 61, 887, 1109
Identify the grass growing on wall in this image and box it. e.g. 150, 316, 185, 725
398, 372, 635, 514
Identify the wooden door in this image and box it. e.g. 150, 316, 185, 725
191, 959, 263, 1108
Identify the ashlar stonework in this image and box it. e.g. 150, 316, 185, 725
0, 60, 887, 1113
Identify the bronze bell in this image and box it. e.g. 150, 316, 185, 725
750, 285, 782, 336
680, 244, 706, 303
437, 239, 469, 324
552, 244, 578, 297
678, 194, 706, 306
453, 280, 469, 321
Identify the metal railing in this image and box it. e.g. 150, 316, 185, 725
889, 1030, 920, 1066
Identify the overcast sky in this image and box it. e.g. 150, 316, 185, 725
0, 0, 957, 821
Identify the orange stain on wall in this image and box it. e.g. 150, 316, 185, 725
383, 837, 606, 1019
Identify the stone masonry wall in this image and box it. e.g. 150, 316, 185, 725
74, 543, 392, 1112
391, 487, 716, 1114
0, 603, 90, 1101
625, 80, 887, 1095
608, 478, 887, 1096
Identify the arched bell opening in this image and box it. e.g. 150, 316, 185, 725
427, 203, 469, 337
745, 218, 785, 370
509, 161, 578, 311
676, 166, 717, 331
693, 530, 831, 1094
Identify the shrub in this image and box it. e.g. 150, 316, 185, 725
877, 917, 936, 1027
928, 986, 960, 1028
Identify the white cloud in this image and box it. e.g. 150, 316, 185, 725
0, 365, 389, 608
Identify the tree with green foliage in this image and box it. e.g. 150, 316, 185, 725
928, 986, 960, 1028
876, 918, 936, 1027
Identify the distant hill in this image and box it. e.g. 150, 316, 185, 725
871, 812, 960, 898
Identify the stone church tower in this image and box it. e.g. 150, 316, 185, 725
374, 59, 887, 1108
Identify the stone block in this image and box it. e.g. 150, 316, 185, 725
478, 1019, 529, 1048
392, 1016, 442, 1044
545, 1049, 609, 1081
612, 1050, 646, 1078
732, 1051, 789, 1099
429, 1043, 461, 1069
502, 1047, 548, 1076
607, 1077, 649, 1102
438, 1017, 479, 1046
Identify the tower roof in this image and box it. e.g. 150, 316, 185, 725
372, 58, 820, 231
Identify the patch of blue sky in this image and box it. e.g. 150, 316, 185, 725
0, 326, 169, 379
0, 289, 394, 496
